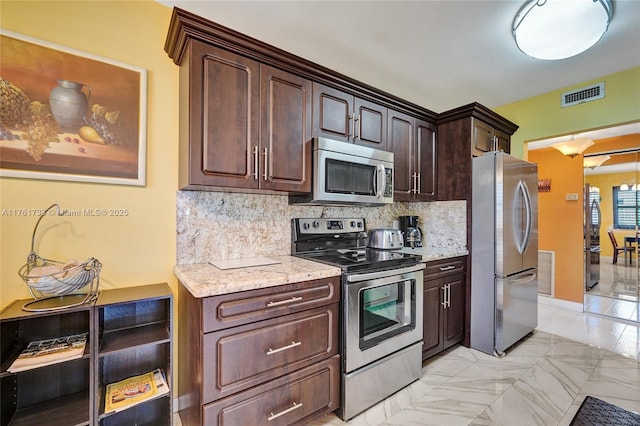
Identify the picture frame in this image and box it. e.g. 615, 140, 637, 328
0, 29, 147, 186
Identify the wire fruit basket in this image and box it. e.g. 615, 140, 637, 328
18, 204, 101, 312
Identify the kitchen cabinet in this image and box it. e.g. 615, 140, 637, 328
422, 257, 466, 360
388, 110, 437, 201
180, 40, 312, 193
0, 283, 173, 426
177, 277, 340, 426
472, 119, 510, 157
313, 83, 387, 149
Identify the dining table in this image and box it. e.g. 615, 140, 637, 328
624, 234, 639, 265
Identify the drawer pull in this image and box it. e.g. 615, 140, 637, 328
266, 340, 301, 356
268, 402, 303, 421
439, 265, 456, 271
266, 296, 302, 307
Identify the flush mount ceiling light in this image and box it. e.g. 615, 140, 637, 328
513, 0, 613, 60
551, 137, 594, 158
583, 154, 611, 169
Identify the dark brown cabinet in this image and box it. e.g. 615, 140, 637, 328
178, 277, 341, 426
180, 40, 312, 193
313, 83, 387, 149
0, 283, 173, 426
422, 257, 466, 360
472, 119, 510, 157
388, 110, 437, 201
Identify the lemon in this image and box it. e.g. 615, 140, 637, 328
79, 126, 105, 144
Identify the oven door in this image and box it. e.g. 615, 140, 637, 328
343, 263, 424, 372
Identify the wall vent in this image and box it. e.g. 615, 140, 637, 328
561, 82, 605, 108
538, 250, 555, 297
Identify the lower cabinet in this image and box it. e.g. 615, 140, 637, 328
422, 257, 466, 360
178, 277, 341, 426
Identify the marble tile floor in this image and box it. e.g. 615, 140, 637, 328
307, 303, 640, 426
174, 301, 640, 426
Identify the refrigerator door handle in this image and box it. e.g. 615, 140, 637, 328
516, 180, 533, 254
510, 272, 537, 285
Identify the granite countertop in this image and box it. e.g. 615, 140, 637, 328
175, 249, 468, 298
399, 247, 469, 262
174, 255, 341, 298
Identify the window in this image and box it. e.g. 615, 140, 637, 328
613, 186, 639, 229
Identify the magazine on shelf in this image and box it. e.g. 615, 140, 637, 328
7, 333, 88, 373
104, 368, 169, 414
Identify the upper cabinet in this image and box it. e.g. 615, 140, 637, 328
436, 102, 518, 201
179, 40, 311, 193
313, 83, 387, 149
388, 110, 436, 201
472, 119, 510, 157
165, 7, 438, 196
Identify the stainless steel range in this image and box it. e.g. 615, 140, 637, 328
292, 218, 425, 420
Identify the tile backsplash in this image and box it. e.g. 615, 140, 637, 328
176, 191, 466, 264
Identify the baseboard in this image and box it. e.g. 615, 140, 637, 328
538, 294, 583, 312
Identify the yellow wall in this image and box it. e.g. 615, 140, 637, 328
495, 68, 640, 303
0, 2, 178, 304
495, 67, 640, 160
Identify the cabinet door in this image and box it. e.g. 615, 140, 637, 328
494, 128, 511, 154
415, 119, 436, 200
422, 277, 443, 360
188, 40, 260, 188
472, 119, 494, 157
312, 83, 352, 142
443, 273, 465, 349
354, 97, 387, 149
387, 110, 414, 201
260, 65, 312, 192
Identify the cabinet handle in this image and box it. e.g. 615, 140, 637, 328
347, 113, 353, 138
447, 284, 451, 308
441, 286, 447, 308
354, 114, 360, 140
439, 265, 455, 271
266, 340, 301, 356
263, 147, 269, 180
412, 172, 417, 194
253, 146, 258, 180
417, 172, 421, 194
266, 296, 302, 307
268, 402, 303, 421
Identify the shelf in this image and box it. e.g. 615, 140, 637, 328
0, 345, 91, 378
98, 389, 170, 420
7, 391, 90, 426
98, 323, 170, 356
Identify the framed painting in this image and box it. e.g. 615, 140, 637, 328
0, 30, 147, 186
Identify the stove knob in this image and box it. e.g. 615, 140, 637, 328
357, 221, 363, 228
302, 222, 310, 230
350, 221, 356, 228
312, 221, 320, 228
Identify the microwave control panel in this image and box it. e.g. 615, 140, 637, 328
384, 169, 393, 197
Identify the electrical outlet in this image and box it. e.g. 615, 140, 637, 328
565, 193, 579, 201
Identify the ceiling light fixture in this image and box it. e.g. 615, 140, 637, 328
512, 0, 613, 60
583, 154, 611, 169
551, 137, 594, 158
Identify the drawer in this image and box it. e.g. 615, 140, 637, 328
424, 256, 466, 279
203, 304, 338, 402
203, 355, 340, 426
203, 277, 339, 332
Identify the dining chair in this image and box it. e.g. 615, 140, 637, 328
608, 230, 636, 265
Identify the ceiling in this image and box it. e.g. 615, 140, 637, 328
158, 0, 640, 114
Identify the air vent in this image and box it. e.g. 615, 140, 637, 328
561, 82, 605, 108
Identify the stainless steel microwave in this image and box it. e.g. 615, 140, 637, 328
289, 137, 394, 206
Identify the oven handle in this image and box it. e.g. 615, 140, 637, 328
346, 263, 425, 283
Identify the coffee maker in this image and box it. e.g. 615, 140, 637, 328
398, 216, 423, 248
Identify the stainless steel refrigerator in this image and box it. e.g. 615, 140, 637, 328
470, 151, 538, 356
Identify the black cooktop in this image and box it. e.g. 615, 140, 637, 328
291, 218, 421, 273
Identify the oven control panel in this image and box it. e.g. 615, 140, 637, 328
295, 218, 365, 234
